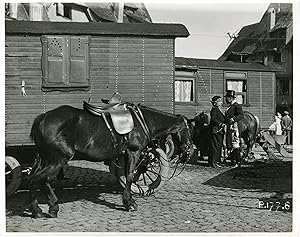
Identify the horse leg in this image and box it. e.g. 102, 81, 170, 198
122, 150, 139, 212
40, 181, 59, 218
29, 181, 52, 218
247, 134, 256, 160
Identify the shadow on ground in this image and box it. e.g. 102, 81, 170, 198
6, 166, 126, 217
203, 160, 292, 193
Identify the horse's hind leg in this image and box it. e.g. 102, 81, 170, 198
122, 150, 139, 212
29, 181, 51, 218
40, 181, 59, 218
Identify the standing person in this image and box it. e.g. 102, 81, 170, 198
274, 112, 282, 135
224, 90, 244, 167
269, 112, 282, 135
281, 111, 292, 144
208, 96, 226, 168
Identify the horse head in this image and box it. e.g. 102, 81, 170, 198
189, 111, 211, 158
175, 116, 195, 163
193, 111, 210, 127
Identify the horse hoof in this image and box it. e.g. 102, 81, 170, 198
32, 212, 52, 219
48, 211, 58, 218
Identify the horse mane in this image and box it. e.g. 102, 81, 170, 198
137, 104, 181, 119
137, 104, 186, 137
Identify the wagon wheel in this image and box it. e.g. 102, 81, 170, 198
110, 148, 169, 196
5, 156, 23, 197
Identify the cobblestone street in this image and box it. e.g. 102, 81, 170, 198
6, 147, 292, 233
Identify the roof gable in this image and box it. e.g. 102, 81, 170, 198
218, 3, 292, 61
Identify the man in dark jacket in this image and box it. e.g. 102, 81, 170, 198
209, 95, 226, 167
224, 90, 244, 167
281, 110, 292, 145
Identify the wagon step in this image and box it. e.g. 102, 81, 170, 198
261, 131, 292, 157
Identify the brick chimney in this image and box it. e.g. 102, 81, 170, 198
29, 3, 43, 21
269, 8, 276, 30
113, 2, 124, 23
263, 55, 268, 66
8, 3, 18, 19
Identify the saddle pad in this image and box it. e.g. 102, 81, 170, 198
110, 110, 134, 134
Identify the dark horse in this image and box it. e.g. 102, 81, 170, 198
192, 111, 259, 160
236, 111, 260, 158
190, 112, 210, 159
29, 103, 193, 218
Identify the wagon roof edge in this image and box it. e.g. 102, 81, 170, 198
175, 57, 284, 72
5, 20, 190, 38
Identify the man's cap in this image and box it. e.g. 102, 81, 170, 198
210, 95, 222, 103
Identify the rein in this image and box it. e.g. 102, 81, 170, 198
180, 116, 193, 160
167, 116, 194, 180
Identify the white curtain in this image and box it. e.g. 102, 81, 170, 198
227, 80, 243, 92
175, 80, 192, 102
236, 95, 244, 104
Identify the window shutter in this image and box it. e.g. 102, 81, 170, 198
41, 35, 90, 91
42, 35, 66, 86
69, 36, 90, 86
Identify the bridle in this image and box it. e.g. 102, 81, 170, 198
177, 116, 194, 162
167, 116, 194, 179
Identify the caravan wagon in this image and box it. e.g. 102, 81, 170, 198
5, 20, 189, 196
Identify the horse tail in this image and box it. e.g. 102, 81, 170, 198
29, 112, 69, 182
30, 113, 46, 146
254, 115, 260, 135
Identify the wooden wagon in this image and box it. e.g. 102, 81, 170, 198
5, 20, 189, 196
174, 57, 284, 128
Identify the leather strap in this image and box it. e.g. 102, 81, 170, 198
102, 113, 118, 148
131, 105, 151, 143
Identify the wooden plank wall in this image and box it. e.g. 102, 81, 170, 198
5, 35, 174, 145
246, 71, 275, 129
175, 68, 222, 118
175, 68, 275, 128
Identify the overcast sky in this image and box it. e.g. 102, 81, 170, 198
146, 2, 271, 59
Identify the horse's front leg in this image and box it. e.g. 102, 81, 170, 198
122, 149, 139, 212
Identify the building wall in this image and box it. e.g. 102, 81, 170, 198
175, 68, 275, 128
47, 4, 89, 22
276, 41, 293, 114
5, 34, 174, 145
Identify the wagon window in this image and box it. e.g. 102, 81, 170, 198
175, 72, 195, 103
224, 71, 248, 105
41, 35, 90, 91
